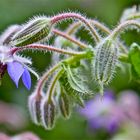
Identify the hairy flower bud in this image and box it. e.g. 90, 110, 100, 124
28, 91, 42, 125
11, 16, 52, 46
0, 25, 21, 45
94, 39, 118, 91
59, 86, 71, 119
41, 98, 56, 130
120, 5, 140, 22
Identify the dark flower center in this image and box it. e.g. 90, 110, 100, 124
0, 62, 7, 80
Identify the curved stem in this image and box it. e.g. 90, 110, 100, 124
11, 44, 83, 56
34, 48, 128, 99
110, 20, 140, 39
126, 13, 140, 20
67, 20, 110, 35
91, 20, 110, 34
47, 69, 64, 100
51, 12, 100, 43
36, 50, 91, 97
37, 63, 61, 97
66, 22, 82, 35
66, 20, 127, 53
53, 29, 87, 49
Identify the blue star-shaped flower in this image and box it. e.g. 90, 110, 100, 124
7, 61, 31, 90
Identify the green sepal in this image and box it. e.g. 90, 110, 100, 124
129, 43, 140, 79
65, 65, 94, 99
59, 71, 84, 107
59, 86, 71, 119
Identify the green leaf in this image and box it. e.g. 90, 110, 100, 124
73, 60, 102, 94
59, 71, 84, 107
63, 63, 95, 99
129, 43, 140, 78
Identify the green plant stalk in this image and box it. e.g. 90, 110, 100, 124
66, 21, 127, 53
111, 20, 140, 40
48, 69, 64, 101
51, 12, 101, 43
37, 45, 129, 98
37, 49, 93, 96
127, 13, 140, 20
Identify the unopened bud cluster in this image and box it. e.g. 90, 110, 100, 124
0, 6, 139, 130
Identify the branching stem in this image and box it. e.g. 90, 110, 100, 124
53, 29, 87, 49
51, 12, 100, 43
111, 20, 140, 39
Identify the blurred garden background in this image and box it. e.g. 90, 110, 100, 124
0, 0, 140, 140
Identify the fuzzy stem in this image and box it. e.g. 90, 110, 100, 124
66, 22, 81, 35
126, 13, 140, 20
36, 50, 91, 97
66, 20, 127, 53
91, 20, 110, 34
53, 29, 87, 49
11, 44, 84, 56
110, 20, 140, 39
67, 20, 110, 35
37, 63, 61, 96
35, 49, 128, 98
51, 12, 100, 43
47, 69, 64, 100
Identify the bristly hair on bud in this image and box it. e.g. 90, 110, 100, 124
0, 24, 21, 45
120, 5, 140, 22
93, 39, 118, 95
59, 86, 71, 119
10, 16, 52, 46
28, 91, 43, 125
41, 97, 56, 130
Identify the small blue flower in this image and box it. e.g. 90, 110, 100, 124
7, 61, 31, 90
0, 45, 39, 90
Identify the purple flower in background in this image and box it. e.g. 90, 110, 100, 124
118, 90, 140, 124
0, 132, 40, 140
79, 91, 124, 133
79, 90, 140, 134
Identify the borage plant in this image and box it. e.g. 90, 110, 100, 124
0, 5, 140, 130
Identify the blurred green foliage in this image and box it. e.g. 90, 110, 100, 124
0, 0, 140, 140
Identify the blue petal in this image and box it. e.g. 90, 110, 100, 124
7, 61, 24, 87
22, 68, 31, 90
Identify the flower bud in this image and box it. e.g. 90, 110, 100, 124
120, 5, 140, 22
59, 87, 71, 119
28, 92, 42, 125
41, 98, 56, 130
94, 39, 118, 88
11, 16, 52, 46
0, 25, 21, 45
